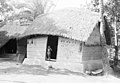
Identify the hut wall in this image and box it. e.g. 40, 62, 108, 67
23, 36, 48, 66
52, 37, 83, 72
82, 45, 103, 71
85, 25, 101, 45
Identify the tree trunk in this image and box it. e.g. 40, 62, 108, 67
114, 0, 118, 68
99, 0, 105, 43
99, 0, 111, 75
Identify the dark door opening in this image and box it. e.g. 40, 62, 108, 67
0, 39, 17, 58
46, 35, 58, 61
4, 39, 17, 54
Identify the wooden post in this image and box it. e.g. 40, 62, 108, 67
16, 38, 20, 64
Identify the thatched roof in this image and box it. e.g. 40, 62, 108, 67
0, 23, 27, 37
20, 8, 100, 41
0, 23, 28, 47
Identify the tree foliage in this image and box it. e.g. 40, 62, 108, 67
104, 0, 120, 22
87, 0, 120, 22
0, 0, 55, 26
27, 0, 55, 18
6, 0, 55, 18
86, 0, 99, 12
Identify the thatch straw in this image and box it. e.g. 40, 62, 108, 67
20, 8, 100, 41
0, 23, 28, 47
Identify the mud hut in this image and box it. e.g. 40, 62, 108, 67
19, 8, 111, 73
0, 8, 111, 73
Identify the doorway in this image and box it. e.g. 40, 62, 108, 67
0, 39, 17, 58
3, 39, 17, 54
46, 35, 58, 61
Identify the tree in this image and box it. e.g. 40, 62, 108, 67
99, 0, 105, 39
0, 0, 13, 27
99, 0, 110, 75
86, 0, 99, 12
0, 0, 55, 26
6, 0, 55, 19
27, 0, 55, 18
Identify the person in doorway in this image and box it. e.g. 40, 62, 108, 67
47, 46, 52, 61
47, 46, 53, 69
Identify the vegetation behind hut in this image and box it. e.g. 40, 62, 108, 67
0, 0, 55, 27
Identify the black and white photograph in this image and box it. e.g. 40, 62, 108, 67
0, 0, 119, 83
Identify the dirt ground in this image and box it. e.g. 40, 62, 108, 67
0, 59, 120, 83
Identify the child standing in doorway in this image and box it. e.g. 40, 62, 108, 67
46, 46, 53, 70
47, 46, 52, 61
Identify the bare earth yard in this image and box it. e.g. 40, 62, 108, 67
0, 59, 120, 83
